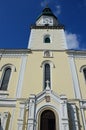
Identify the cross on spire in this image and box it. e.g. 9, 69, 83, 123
45, 3, 49, 8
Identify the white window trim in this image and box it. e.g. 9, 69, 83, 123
80, 65, 86, 83
43, 63, 51, 89
0, 64, 16, 91
41, 60, 55, 90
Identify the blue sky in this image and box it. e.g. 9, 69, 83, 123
0, 0, 86, 49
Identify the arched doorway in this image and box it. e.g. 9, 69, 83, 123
40, 110, 56, 130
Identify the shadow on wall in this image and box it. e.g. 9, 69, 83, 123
0, 118, 3, 130
68, 104, 82, 130
0, 113, 11, 130
0, 126, 3, 130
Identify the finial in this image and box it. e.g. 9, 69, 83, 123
46, 3, 48, 8
45, 0, 49, 8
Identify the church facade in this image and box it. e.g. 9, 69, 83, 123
0, 7, 86, 130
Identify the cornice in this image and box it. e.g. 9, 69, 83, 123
0, 49, 86, 57
30, 25, 64, 30
0, 49, 31, 54
0, 49, 32, 58
66, 50, 86, 58
0, 98, 17, 107
30, 49, 67, 52
66, 50, 86, 55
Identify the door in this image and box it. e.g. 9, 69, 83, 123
40, 110, 55, 130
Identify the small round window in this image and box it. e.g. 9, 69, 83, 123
44, 35, 51, 43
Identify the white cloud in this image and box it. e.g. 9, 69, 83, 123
40, 0, 61, 15
65, 31, 80, 49
54, 5, 61, 15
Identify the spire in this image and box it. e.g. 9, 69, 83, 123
36, 7, 57, 21
35, 6, 63, 27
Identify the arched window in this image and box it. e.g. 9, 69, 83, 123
83, 68, 86, 81
0, 68, 11, 90
0, 118, 1, 130
45, 37, 50, 43
44, 35, 51, 43
80, 65, 86, 82
0, 118, 1, 126
44, 64, 51, 89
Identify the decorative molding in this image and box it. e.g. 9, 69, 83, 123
80, 101, 86, 109
0, 49, 31, 58
0, 99, 16, 107
0, 63, 16, 72
40, 60, 55, 68
68, 104, 79, 129
45, 96, 51, 102
0, 49, 31, 53
31, 25, 65, 29
43, 50, 53, 58
36, 89, 61, 105
27, 95, 36, 130
35, 90, 69, 130
9, 108, 15, 130
17, 102, 25, 130
80, 65, 86, 72
67, 51, 86, 59
0, 91, 9, 98
0, 112, 9, 130
80, 101, 86, 130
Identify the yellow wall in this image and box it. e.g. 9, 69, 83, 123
0, 57, 22, 98
22, 51, 74, 99
0, 50, 86, 130
74, 57, 86, 98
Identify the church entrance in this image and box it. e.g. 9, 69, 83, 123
40, 110, 56, 130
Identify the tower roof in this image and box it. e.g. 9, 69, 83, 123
36, 7, 57, 20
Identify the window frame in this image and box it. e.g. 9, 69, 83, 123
83, 68, 86, 81
41, 60, 55, 90
0, 64, 16, 91
44, 35, 51, 44
80, 65, 86, 83
44, 63, 51, 89
0, 67, 11, 91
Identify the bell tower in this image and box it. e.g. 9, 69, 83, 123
28, 7, 67, 50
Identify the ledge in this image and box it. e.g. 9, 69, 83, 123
0, 91, 9, 95
0, 49, 31, 54
31, 25, 65, 30
0, 91, 9, 99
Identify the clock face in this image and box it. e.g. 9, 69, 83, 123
43, 17, 53, 24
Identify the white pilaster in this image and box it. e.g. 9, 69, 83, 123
60, 95, 69, 130
69, 55, 81, 99
17, 102, 25, 130
27, 95, 36, 130
80, 101, 86, 130
16, 55, 27, 98
72, 104, 79, 130
68, 103, 79, 130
